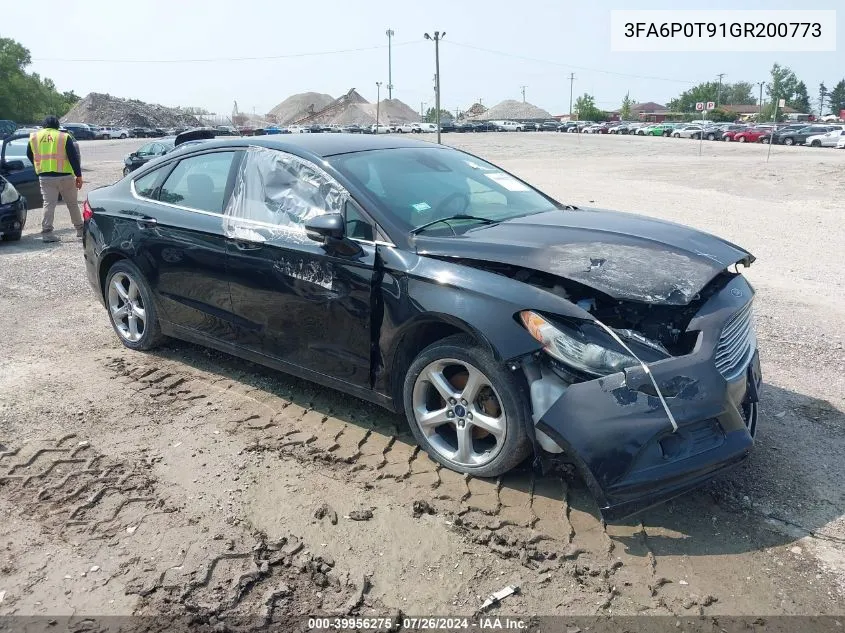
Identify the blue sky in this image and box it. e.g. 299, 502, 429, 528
5, 0, 842, 116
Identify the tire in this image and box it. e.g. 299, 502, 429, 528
707, 133, 716, 140
104, 260, 165, 351
123, 166, 131, 177
810, 140, 821, 147
120, 134, 127, 139
402, 334, 531, 478
672, 133, 680, 138
1, 231, 22, 241
738, 136, 747, 143
783, 137, 794, 146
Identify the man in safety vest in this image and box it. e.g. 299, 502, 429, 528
26, 115, 84, 242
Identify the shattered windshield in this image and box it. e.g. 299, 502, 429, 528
330, 147, 557, 233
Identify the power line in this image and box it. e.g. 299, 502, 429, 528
445, 40, 696, 84
33, 40, 420, 64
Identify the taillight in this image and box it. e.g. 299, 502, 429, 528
82, 199, 93, 221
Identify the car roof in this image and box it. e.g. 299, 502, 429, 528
184, 133, 441, 158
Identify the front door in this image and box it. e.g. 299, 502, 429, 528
224, 147, 376, 387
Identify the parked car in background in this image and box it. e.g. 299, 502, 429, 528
775, 125, 837, 146
1, 134, 42, 208
122, 128, 216, 176
63, 123, 97, 140
370, 124, 392, 134
837, 135, 845, 149
539, 121, 562, 132
215, 126, 240, 136
98, 126, 130, 139
341, 125, 364, 134
806, 129, 845, 147
490, 120, 524, 132
0, 172, 27, 241
672, 125, 704, 139
0, 120, 17, 139
732, 127, 775, 143
286, 125, 309, 134
558, 121, 579, 133
521, 122, 540, 131
417, 123, 438, 133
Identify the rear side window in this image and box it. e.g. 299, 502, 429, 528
159, 151, 238, 212
133, 169, 163, 199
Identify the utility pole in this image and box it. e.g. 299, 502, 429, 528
385, 29, 394, 100
819, 84, 828, 117
568, 73, 575, 119
424, 31, 445, 144
716, 73, 726, 106
520, 85, 527, 103
757, 81, 765, 122
420, 102, 426, 118
376, 81, 382, 130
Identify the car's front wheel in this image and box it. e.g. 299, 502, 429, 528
104, 260, 164, 351
1, 231, 22, 241
783, 137, 794, 146
810, 140, 822, 147
738, 136, 747, 143
403, 335, 531, 478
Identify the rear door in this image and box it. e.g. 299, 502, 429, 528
128, 149, 243, 341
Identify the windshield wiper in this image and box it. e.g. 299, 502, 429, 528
410, 214, 498, 236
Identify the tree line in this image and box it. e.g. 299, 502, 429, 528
0, 37, 80, 123
573, 63, 845, 123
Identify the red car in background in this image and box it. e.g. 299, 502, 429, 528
731, 126, 776, 143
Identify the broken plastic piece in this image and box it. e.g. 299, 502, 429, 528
480, 584, 519, 611
592, 318, 679, 433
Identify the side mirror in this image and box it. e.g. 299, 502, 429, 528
305, 213, 345, 242
1, 159, 24, 171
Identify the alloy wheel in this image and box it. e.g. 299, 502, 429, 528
107, 272, 146, 342
412, 358, 507, 468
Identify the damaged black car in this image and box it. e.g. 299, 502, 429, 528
82, 134, 761, 521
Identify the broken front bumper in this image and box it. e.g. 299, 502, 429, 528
532, 275, 761, 522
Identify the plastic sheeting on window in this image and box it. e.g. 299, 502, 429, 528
222, 146, 348, 243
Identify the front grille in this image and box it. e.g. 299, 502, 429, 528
715, 300, 757, 381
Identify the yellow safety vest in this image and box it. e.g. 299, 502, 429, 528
29, 129, 73, 175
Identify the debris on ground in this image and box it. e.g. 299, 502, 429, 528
347, 509, 374, 522
412, 500, 436, 518
314, 503, 338, 525
479, 584, 520, 611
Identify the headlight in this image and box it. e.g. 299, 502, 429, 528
520, 311, 638, 376
0, 181, 20, 205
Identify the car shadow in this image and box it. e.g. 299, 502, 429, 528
148, 339, 844, 559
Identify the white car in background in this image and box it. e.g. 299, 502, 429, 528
99, 126, 130, 139
807, 129, 845, 147
286, 125, 310, 134
392, 123, 415, 133
371, 124, 391, 134
672, 125, 704, 139
416, 122, 437, 133
492, 120, 524, 132
837, 134, 845, 149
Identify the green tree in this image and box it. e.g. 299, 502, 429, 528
827, 80, 845, 116
0, 36, 78, 123
423, 107, 451, 123
668, 81, 756, 113
790, 81, 811, 113
573, 93, 605, 121
619, 92, 634, 120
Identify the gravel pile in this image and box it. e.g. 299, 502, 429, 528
61, 92, 200, 128
268, 92, 334, 125
471, 99, 552, 121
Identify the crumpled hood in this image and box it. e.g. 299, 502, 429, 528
413, 208, 754, 305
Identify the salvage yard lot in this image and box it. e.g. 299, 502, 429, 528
0, 133, 843, 622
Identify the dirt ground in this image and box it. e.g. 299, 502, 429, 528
1, 133, 843, 627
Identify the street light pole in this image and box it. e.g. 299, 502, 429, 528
717, 73, 726, 106
385, 29, 394, 100
376, 82, 382, 131
757, 81, 765, 121
424, 31, 445, 144
568, 73, 575, 119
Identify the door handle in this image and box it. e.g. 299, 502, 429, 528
229, 239, 262, 251
136, 216, 157, 229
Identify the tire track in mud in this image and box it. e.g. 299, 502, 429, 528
102, 352, 683, 614
0, 430, 372, 626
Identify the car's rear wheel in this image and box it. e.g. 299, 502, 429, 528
783, 137, 794, 146
105, 260, 164, 351
707, 133, 716, 140
810, 140, 821, 147
738, 136, 747, 143
403, 335, 531, 478
672, 133, 680, 138
120, 133, 127, 139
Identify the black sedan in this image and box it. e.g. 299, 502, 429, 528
82, 134, 761, 521
0, 172, 27, 241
